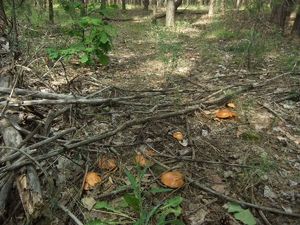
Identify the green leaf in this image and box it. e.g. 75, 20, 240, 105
104, 25, 117, 37
80, 54, 89, 64
47, 48, 60, 60
234, 209, 256, 225
149, 187, 172, 194
161, 196, 183, 209
100, 33, 109, 44
123, 193, 140, 212
164, 219, 185, 225
94, 201, 121, 214
125, 170, 137, 190
85, 219, 121, 225
97, 52, 109, 65
94, 201, 110, 210
162, 206, 182, 217
227, 202, 244, 213
85, 219, 105, 225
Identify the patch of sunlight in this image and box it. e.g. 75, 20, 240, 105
175, 59, 194, 76
192, 16, 213, 27
205, 33, 217, 40
139, 59, 165, 75
177, 66, 190, 74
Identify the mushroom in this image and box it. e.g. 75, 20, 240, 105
160, 171, 185, 189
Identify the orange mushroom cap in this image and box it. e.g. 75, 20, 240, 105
160, 171, 185, 189
216, 108, 236, 119
98, 157, 117, 170
84, 172, 101, 190
172, 131, 184, 141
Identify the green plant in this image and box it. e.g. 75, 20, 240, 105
124, 168, 184, 225
227, 202, 256, 225
241, 152, 277, 187
149, 25, 183, 70
47, 2, 116, 65
87, 167, 184, 225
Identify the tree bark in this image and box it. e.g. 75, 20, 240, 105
101, 0, 107, 9
0, 0, 7, 35
49, 0, 54, 24
292, 9, 300, 36
221, 0, 225, 15
122, 0, 126, 10
166, 0, 175, 27
175, 0, 182, 11
236, 0, 242, 9
143, 0, 149, 10
208, 0, 215, 17
270, 0, 295, 31
152, 0, 157, 15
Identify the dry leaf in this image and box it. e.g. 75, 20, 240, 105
98, 157, 117, 170
173, 131, 184, 141
216, 108, 236, 119
81, 197, 96, 210
84, 172, 101, 191
160, 171, 185, 189
144, 149, 156, 156
212, 184, 226, 193
135, 152, 152, 167
227, 102, 236, 108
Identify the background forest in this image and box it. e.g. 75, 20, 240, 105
0, 0, 299, 225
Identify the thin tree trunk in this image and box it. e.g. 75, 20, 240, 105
166, 0, 175, 27
101, 0, 107, 9
221, 0, 225, 15
236, 0, 242, 9
292, 9, 300, 36
175, 0, 182, 11
122, 0, 126, 10
0, 0, 7, 34
270, 0, 295, 31
49, 0, 54, 24
152, 0, 157, 15
208, 0, 215, 17
12, 0, 19, 54
143, 0, 149, 10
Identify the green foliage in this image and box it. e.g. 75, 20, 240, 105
227, 202, 256, 225
241, 152, 277, 186
86, 167, 183, 225
240, 130, 261, 141
47, 2, 117, 65
149, 25, 183, 70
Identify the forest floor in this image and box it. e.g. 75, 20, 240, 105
2, 7, 300, 225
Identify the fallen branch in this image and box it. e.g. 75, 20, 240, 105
0, 92, 164, 106
188, 177, 300, 218
65, 105, 201, 149
0, 87, 77, 99
57, 203, 84, 225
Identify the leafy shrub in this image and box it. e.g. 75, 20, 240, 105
47, 2, 117, 65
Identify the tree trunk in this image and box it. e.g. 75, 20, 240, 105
236, 0, 242, 9
270, 0, 295, 31
0, 0, 7, 34
166, 0, 175, 27
122, 0, 126, 10
49, 0, 54, 24
143, 0, 149, 10
175, 0, 182, 11
152, 0, 157, 15
292, 9, 300, 36
157, 0, 163, 8
208, 0, 215, 17
101, 0, 107, 9
221, 0, 225, 15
